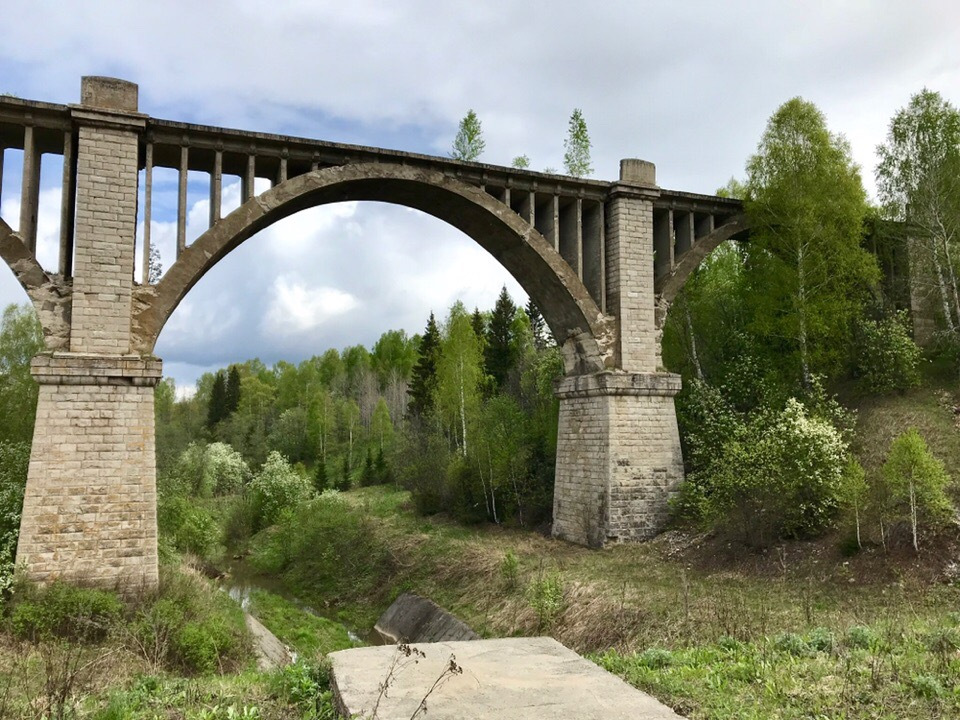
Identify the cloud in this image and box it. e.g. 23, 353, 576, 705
263, 278, 359, 336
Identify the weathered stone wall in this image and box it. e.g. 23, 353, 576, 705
553, 373, 684, 546
17, 355, 161, 589
69, 103, 143, 354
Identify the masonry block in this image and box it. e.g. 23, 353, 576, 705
16, 354, 161, 591
552, 372, 684, 547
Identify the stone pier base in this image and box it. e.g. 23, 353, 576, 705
16, 354, 161, 590
552, 372, 684, 547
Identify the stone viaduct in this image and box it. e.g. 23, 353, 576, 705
0, 78, 745, 589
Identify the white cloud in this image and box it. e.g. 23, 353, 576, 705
263, 277, 359, 336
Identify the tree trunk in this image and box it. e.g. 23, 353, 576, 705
458, 356, 467, 457
930, 236, 956, 332
685, 304, 704, 380
797, 244, 811, 388
910, 477, 919, 553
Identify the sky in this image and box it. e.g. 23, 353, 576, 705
1, 1, 959, 391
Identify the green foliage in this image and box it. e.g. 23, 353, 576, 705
879, 429, 954, 550
7, 580, 123, 642
249, 451, 313, 529
268, 659, 335, 719
511, 154, 530, 169
0, 440, 29, 589
499, 550, 520, 590
450, 109, 485, 161
250, 492, 393, 607
157, 495, 220, 557
854, 311, 922, 393
127, 567, 251, 675
745, 97, 878, 385
436, 302, 484, 453
247, 590, 356, 657
394, 422, 453, 515
207, 370, 228, 428
527, 567, 564, 632
0, 304, 43, 444
675, 386, 850, 545
562, 108, 593, 177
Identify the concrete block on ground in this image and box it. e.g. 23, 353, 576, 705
328, 636, 684, 719
375, 592, 479, 644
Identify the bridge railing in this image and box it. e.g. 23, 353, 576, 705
0, 93, 744, 316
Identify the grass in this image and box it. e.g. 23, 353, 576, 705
246, 589, 359, 658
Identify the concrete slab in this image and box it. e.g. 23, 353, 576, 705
328, 637, 684, 719
375, 593, 479, 644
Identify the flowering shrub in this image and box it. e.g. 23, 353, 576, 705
854, 311, 922, 393
176, 442, 251, 497
675, 396, 849, 545
249, 451, 313, 529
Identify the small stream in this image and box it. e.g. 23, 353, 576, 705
217, 558, 382, 647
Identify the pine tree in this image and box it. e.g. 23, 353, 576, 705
314, 460, 328, 493
225, 365, 242, 416
471, 308, 486, 340
563, 108, 593, 178
525, 298, 548, 350
207, 370, 227, 428
485, 286, 517, 389
409, 312, 441, 418
374, 446, 391, 484
361, 448, 376, 487
451, 110, 485, 161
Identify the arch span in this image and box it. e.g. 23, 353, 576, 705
654, 213, 750, 328
0, 216, 71, 350
132, 163, 614, 373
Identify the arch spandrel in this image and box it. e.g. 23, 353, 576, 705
0, 216, 72, 351
653, 213, 750, 329
132, 163, 615, 374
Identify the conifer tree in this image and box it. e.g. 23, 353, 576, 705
525, 299, 547, 350
409, 312, 441, 418
485, 286, 517, 389
471, 307, 486, 340
207, 370, 227, 428
314, 460, 328, 493
225, 365, 242, 416
563, 108, 593, 178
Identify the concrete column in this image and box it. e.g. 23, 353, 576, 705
142, 142, 153, 283
19, 125, 41, 253
550, 158, 685, 548
210, 150, 222, 227
16, 355, 161, 589
58, 131, 76, 277
69, 77, 144, 354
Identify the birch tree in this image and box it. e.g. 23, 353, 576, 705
745, 98, 878, 387
436, 302, 483, 455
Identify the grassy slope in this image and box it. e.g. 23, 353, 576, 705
244, 381, 960, 719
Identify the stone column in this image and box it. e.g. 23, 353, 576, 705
16, 356, 161, 589
552, 160, 685, 547
16, 78, 161, 590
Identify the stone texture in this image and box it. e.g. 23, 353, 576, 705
553, 373, 684, 547
16, 354, 161, 590
329, 637, 684, 720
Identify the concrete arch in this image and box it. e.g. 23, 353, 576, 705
654, 213, 749, 328
132, 163, 613, 373
0, 216, 71, 350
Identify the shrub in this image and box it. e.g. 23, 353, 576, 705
394, 423, 453, 516
7, 581, 123, 642
499, 550, 520, 590
844, 625, 877, 650
249, 451, 313, 529
854, 311, 922, 393
636, 647, 674, 669
175, 442, 251, 498
250, 492, 393, 605
127, 567, 250, 674
774, 632, 812, 657
0, 441, 29, 591
527, 568, 564, 632
879, 428, 955, 551
269, 660, 334, 717
157, 495, 220, 557
681, 398, 849, 545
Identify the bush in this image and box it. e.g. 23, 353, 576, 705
127, 567, 251, 675
527, 568, 564, 632
250, 492, 393, 605
0, 441, 29, 591
676, 397, 849, 545
157, 495, 220, 557
394, 423, 453, 516
249, 452, 313, 529
854, 311, 922, 393
7, 580, 123, 642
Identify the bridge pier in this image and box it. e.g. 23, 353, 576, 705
552, 159, 685, 546
16, 77, 161, 590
